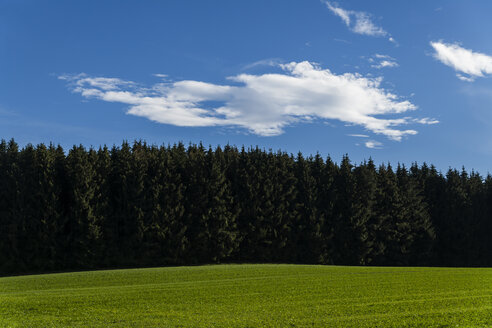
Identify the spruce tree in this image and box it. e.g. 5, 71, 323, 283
332, 155, 359, 264
441, 169, 469, 266
370, 163, 402, 265
162, 142, 188, 264
139, 144, 166, 265
311, 155, 337, 264
291, 153, 322, 263
93, 146, 112, 266
352, 159, 377, 265
397, 164, 435, 265
64, 145, 100, 269
182, 143, 210, 263
203, 146, 239, 262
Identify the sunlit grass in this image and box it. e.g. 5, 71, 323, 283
1, 264, 492, 327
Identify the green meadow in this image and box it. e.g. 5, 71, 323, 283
1, 264, 492, 327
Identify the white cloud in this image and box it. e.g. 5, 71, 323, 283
369, 54, 399, 69
412, 118, 439, 125
323, 1, 393, 41
374, 54, 390, 59
60, 61, 434, 140
59, 74, 135, 91
431, 41, 492, 81
348, 134, 370, 138
324, 2, 351, 26
351, 14, 386, 37
377, 60, 399, 68
456, 74, 475, 82
365, 140, 383, 149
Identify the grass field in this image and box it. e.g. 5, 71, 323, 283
1, 264, 492, 327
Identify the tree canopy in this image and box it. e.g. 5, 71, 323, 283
0, 139, 490, 275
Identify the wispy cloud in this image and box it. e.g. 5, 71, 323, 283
365, 140, 383, 149
323, 1, 393, 41
242, 58, 283, 70
60, 61, 434, 140
430, 41, 492, 81
376, 61, 398, 69
348, 134, 370, 138
369, 54, 399, 69
59, 75, 136, 91
412, 118, 439, 125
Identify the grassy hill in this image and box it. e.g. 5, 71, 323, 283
1, 264, 492, 327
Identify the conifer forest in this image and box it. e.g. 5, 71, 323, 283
1, 139, 491, 275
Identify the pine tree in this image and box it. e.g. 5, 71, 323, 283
461, 170, 484, 266
126, 141, 148, 263
440, 169, 470, 266
416, 164, 445, 264
332, 155, 360, 265
352, 159, 377, 265
64, 145, 100, 269
162, 142, 188, 264
93, 146, 112, 266
482, 175, 492, 266
51, 144, 69, 269
34, 143, 62, 271
306, 155, 336, 264
291, 153, 322, 263
3, 140, 22, 272
269, 151, 297, 262
370, 163, 402, 265
139, 144, 166, 266
233, 146, 258, 262
107, 141, 141, 265
182, 143, 209, 263
0, 140, 18, 272
16, 144, 60, 271
397, 164, 435, 265
203, 146, 239, 262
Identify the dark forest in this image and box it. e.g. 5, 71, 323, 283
1, 139, 491, 275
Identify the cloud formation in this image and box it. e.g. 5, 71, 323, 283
431, 41, 492, 81
369, 54, 399, 69
323, 1, 392, 41
60, 61, 436, 140
365, 140, 383, 149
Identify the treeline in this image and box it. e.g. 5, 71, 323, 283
1, 139, 491, 274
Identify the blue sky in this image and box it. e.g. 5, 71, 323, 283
2, 0, 492, 174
